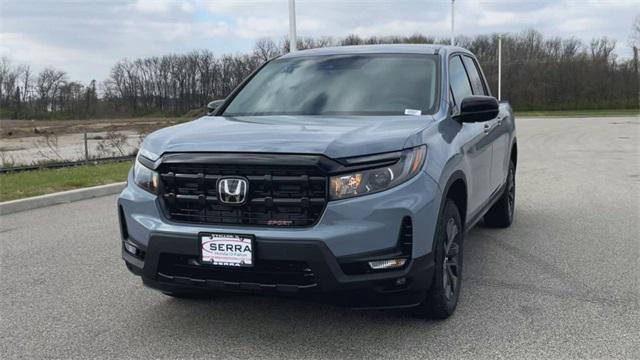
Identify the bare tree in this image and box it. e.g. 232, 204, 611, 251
35, 68, 66, 112
2, 30, 639, 119
253, 38, 281, 62
21, 64, 32, 107
0, 57, 20, 111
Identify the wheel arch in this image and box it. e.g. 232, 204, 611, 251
441, 170, 468, 231
428, 170, 468, 258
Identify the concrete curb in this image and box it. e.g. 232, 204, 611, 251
0, 182, 126, 215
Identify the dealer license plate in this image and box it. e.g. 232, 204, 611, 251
200, 233, 253, 267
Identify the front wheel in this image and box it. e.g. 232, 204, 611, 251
413, 199, 463, 319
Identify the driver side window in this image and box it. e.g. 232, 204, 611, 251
449, 55, 473, 113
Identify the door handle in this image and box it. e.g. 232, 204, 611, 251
484, 120, 500, 135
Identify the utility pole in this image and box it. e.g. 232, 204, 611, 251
634, 46, 638, 111
288, 0, 297, 52
450, 0, 455, 46
84, 132, 89, 164
498, 35, 502, 101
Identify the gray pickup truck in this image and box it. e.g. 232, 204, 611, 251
118, 44, 517, 319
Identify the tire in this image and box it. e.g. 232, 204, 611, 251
413, 199, 464, 319
484, 160, 516, 228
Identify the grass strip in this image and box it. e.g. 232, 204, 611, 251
0, 161, 131, 202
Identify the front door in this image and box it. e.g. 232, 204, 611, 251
460, 55, 505, 198
449, 55, 493, 216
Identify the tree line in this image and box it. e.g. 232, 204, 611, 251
1, 29, 638, 120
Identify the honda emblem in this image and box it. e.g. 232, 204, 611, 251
218, 177, 248, 205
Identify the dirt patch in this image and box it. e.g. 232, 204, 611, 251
0, 117, 198, 166
0, 117, 188, 139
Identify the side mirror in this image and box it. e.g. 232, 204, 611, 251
455, 95, 499, 123
207, 100, 225, 115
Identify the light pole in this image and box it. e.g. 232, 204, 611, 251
450, 0, 455, 46
288, 0, 297, 52
498, 35, 502, 101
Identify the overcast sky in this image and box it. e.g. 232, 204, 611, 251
1, 0, 638, 82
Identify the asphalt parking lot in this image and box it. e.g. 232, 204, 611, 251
1, 116, 639, 359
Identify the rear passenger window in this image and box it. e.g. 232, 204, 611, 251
462, 56, 486, 95
449, 56, 473, 109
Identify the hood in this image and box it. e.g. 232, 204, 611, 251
141, 115, 435, 160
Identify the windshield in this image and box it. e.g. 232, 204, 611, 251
223, 54, 439, 116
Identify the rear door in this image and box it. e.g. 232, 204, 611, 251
449, 55, 493, 216
461, 55, 508, 193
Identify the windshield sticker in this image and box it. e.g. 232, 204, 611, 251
404, 109, 422, 116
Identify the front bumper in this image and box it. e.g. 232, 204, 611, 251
119, 170, 442, 308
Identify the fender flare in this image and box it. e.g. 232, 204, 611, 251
442, 170, 467, 202
430, 169, 468, 253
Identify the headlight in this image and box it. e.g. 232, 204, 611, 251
330, 145, 426, 200
133, 157, 159, 194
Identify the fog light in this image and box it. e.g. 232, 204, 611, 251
124, 242, 137, 255
368, 258, 407, 270
395, 277, 407, 286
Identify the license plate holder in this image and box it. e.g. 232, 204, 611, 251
200, 233, 254, 267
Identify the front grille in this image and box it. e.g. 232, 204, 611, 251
158, 254, 317, 287
158, 162, 327, 227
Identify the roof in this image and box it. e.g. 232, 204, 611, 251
279, 44, 471, 59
